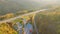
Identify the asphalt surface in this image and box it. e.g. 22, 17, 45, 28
0, 9, 48, 23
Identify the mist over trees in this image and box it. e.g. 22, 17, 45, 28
0, 0, 60, 15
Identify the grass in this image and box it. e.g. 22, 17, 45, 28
35, 8, 60, 34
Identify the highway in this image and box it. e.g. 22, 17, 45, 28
0, 9, 48, 23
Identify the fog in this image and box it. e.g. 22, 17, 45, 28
0, 0, 60, 15
1, 0, 60, 6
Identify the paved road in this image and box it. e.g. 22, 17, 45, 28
0, 9, 48, 23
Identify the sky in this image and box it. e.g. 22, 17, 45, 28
15, 0, 60, 5
32, 0, 57, 1
30, 0, 59, 4
1, 0, 59, 4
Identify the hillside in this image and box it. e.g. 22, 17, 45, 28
0, 1, 24, 15
35, 7, 60, 34
0, 0, 41, 15
0, 0, 59, 15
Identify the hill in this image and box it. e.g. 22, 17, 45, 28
35, 7, 60, 34
0, 0, 59, 15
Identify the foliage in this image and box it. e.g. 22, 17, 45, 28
0, 13, 14, 20
0, 23, 18, 34
35, 8, 60, 34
